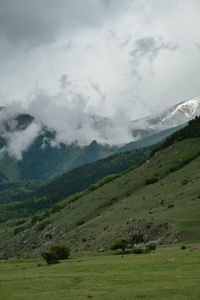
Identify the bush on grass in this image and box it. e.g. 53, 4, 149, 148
42, 244, 70, 264
41, 251, 59, 265
181, 245, 187, 250
110, 237, 129, 252
133, 248, 144, 254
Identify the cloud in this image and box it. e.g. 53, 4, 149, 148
129, 37, 178, 78
0, 0, 130, 48
59, 74, 72, 90
22, 87, 133, 145
6, 122, 41, 160
196, 43, 200, 51
131, 37, 177, 65
0, 108, 42, 160
0, 0, 200, 144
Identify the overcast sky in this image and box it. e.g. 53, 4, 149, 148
0, 0, 200, 147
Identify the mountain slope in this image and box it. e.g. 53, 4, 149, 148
0, 146, 152, 222
1, 117, 200, 257
0, 125, 118, 181
119, 124, 184, 153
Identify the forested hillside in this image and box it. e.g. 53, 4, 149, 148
0, 146, 152, 222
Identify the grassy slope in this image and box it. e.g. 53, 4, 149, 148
0, 246, 200, 300
55, 138, 200, 248
1, 138, 200, 257
0, 147, 151, 222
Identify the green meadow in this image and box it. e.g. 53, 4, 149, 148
0, 246, 199, 300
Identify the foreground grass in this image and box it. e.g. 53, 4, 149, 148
0, 246, 199, 300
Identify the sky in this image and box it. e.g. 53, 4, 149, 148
0, 0, 200, 150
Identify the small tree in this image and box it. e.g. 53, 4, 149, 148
110, 237, 129, 252
41, 251, 59, 265
50, 244, 70, 260
42, 244, 70, 264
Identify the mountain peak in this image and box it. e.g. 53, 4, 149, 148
172, 96, 200, 118
130, 96, 200, 139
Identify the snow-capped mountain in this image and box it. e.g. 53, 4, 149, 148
130, 96, 200, 138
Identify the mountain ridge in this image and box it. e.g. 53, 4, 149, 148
0, 96, 199, 182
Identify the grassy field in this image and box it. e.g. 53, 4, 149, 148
0, 246, 200, 300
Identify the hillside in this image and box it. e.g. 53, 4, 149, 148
0, 128, 118, 181
118, 124, 184, 152
1, 132, 200, 257
0, 146, 152, 222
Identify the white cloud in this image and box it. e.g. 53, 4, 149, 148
23, 87, 133, 145
6, 122, 41, 160
0, 0, 200, 147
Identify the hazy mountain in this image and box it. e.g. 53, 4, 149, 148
0, 96, 199, 181
130, 96, 200, 138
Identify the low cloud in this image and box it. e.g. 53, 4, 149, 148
0, 82, 134, 161
24, 88, 133, 146
6, 122, 41, 160
0, 107, 42, 160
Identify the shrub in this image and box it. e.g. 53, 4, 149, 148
42, 244, 70, 264
77, 219, 85, 226
31, 215, 40, 225
181, 179, 189, 185
133, 248, 143, 254
50, 244, 70, 260
15, 219, 26, 226
146, 242, 157, 251
87, 184, 98, 192
41, 251, 59, 265
143, 247, 151, 254
14, 226, 26, 235
145, 177, 158, 185
110, 237, 129, 252
168, 203, 174, 209
51, 204, 62, 214
181, 245, 187, 250
39, 210, 50, 221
